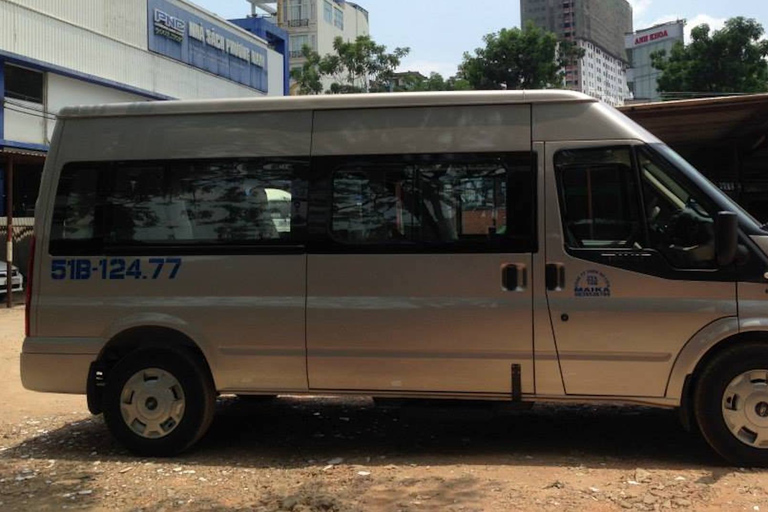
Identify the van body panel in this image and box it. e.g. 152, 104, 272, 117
56, 90, 594, 119
55, 112, 313, 163
312, 105, 531, 156
35, 255, 308, 391
306, 254, 534, 393
544, 140, 737, 397
533, 102, 661, 143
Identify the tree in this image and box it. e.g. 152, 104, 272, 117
291, 36, 410, 94
289, 45, 323, 95
459, 21, 584, 90
651, 17, 768, 97
393, 72, 472, 92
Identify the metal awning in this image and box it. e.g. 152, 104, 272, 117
620, 94, 768, 147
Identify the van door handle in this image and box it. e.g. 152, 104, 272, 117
502, 264, 527, 292
545, 263, 565, 291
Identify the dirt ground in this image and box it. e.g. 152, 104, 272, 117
2, 308, 768, 511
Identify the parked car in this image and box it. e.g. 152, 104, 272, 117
0, 261, 23, 294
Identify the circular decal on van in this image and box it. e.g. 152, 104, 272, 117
574, 270, 611, 298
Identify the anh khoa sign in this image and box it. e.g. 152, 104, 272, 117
634, 29, 670, 46
627, 22, 684, 49
148, 0, 269, 91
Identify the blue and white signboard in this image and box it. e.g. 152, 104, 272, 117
148, 0, 269, 92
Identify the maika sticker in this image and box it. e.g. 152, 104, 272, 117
574, 270, 611, 298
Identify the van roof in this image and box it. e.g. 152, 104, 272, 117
57, 90, 596, 119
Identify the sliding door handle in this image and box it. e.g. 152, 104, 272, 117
502, 263, 527, 292
545, 263, 566, 291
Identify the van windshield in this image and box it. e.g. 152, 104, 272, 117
649, 143, 764, 233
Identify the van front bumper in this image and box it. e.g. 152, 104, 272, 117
21, 337, 104, 394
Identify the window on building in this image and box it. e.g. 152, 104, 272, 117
290, 34, 313, 56
333, 7, 344, 29
286, 0, 310, 22
323, 0, 333, 23
4, 64, 44, 104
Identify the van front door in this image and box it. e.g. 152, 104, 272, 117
544, 141, 737, 397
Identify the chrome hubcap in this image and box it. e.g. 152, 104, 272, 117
120, 368, 185, 439
722, 370, 768, 448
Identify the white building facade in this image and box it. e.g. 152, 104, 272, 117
625, 21, 686, 102
574, 39, 631, 107
256, 0, 369, 93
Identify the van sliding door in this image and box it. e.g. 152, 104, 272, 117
306, 105, 536, 396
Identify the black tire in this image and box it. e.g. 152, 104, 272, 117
102, 348, 215, 457
694, 342, 768, 467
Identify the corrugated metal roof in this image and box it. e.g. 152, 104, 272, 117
620, 94, 768, 145
0, 147, 47, 158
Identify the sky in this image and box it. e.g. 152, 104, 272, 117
194, 0, 768, 78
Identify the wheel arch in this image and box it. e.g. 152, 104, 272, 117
669, 318, 768, 429
88, 325, 218, 414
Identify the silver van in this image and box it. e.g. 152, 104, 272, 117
21, 91, 768, 464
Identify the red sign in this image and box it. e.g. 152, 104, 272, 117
634, 29, 669, 46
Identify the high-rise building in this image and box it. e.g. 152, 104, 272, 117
521, 0, 633, 106
625, 20, 686, 102
248, 0, 370, 93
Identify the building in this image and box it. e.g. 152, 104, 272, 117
248, 0, 370, 93
1, 0, 288, 278
625, 20, 686, 102
521, 0, 633, 106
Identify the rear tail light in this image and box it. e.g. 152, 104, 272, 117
25, 235, 35, 337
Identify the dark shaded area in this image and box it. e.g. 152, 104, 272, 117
1, 397, 720, 470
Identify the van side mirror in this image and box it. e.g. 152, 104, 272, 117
715, 211, 739, 267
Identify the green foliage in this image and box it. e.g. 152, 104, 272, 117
459, 21, 584, 90
289, 45, 323, 95
651, 17, 768, 96
290, 35, 410, 94
392, 72, 472, 92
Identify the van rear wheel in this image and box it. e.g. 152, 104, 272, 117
102, 349, 215, 457
694, 343, 768, 467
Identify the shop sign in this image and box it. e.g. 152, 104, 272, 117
148, 0, 268, 92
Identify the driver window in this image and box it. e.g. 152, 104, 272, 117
556, 146, 718, 271
556, 147, 643, 249
636, 148, 717, 269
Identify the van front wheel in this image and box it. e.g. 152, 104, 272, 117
102, 349, 215, 457
694, 343, 768, 467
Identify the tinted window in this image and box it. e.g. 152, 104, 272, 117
50, 159, 307, 254
556, 146, 720, 270
320, 153, 535, 253
556, 147, 642, 249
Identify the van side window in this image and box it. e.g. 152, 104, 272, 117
556, 147, 643, 249
323, 153, 534, 252
50, 167, 101, 243
50, 159, 307, 254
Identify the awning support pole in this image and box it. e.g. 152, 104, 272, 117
6, 154, 13, 308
